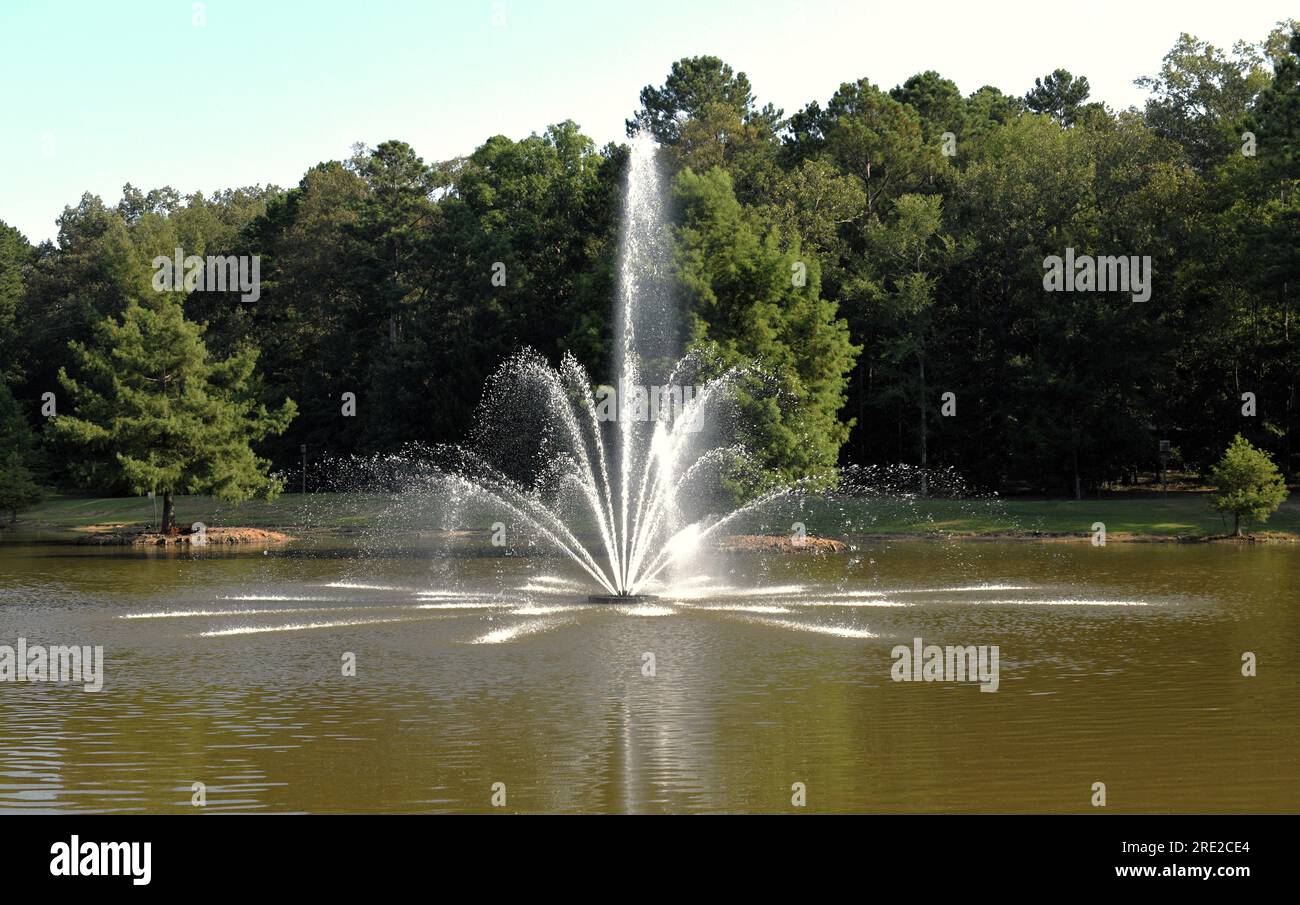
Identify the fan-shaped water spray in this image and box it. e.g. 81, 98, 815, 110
432, 133, 782, 597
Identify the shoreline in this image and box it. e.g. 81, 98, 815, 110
846, 530, 1300, 544
4, 492, 1297, 548
3, 525, 1296, 548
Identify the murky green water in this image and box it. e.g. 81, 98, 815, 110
0, 536, 1295, 813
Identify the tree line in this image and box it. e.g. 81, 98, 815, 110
1, 22, 1298, 523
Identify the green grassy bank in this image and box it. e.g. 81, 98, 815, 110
6, 491, 1298, 541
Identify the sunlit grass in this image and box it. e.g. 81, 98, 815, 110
12, 490, 1299, 539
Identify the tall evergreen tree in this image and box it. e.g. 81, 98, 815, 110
674, 167, 859, 481
1024, 69, 1092, 125
48, 295, 296, 531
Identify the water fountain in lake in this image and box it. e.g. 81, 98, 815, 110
110, 136, 1034, 652
428, 133, 785, 600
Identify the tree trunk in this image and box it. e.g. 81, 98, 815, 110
162, 491, 176, 534
859, 363, 868, 463
1072, 442, 1082, 500
918, 350, 928, 498
1234, 512, 1241, 538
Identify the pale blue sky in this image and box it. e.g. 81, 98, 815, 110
1, 0, 1293, 243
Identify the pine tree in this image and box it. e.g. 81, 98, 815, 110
1209, 434, 1290, 536
674, 167, 859, 483
48, 295, 296, 532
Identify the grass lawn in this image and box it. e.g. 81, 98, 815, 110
9, 493, 400, 532
839, 495, 1300, 537
7, 490, 1299, 539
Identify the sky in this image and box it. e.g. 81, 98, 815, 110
1, 0, 1295, 244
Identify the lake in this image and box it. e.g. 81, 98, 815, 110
0, 536, 1295, 813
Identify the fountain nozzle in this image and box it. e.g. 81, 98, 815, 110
587, 593, 660, 603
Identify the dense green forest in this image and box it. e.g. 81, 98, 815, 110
2, 22, 1298, 506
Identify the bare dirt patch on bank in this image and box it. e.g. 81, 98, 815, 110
719, 534, 847, 553
77, 527, 294, 546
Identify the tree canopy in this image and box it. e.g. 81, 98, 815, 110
2, 23, 1298, 503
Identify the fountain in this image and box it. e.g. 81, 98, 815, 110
427, 133, 783, 600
